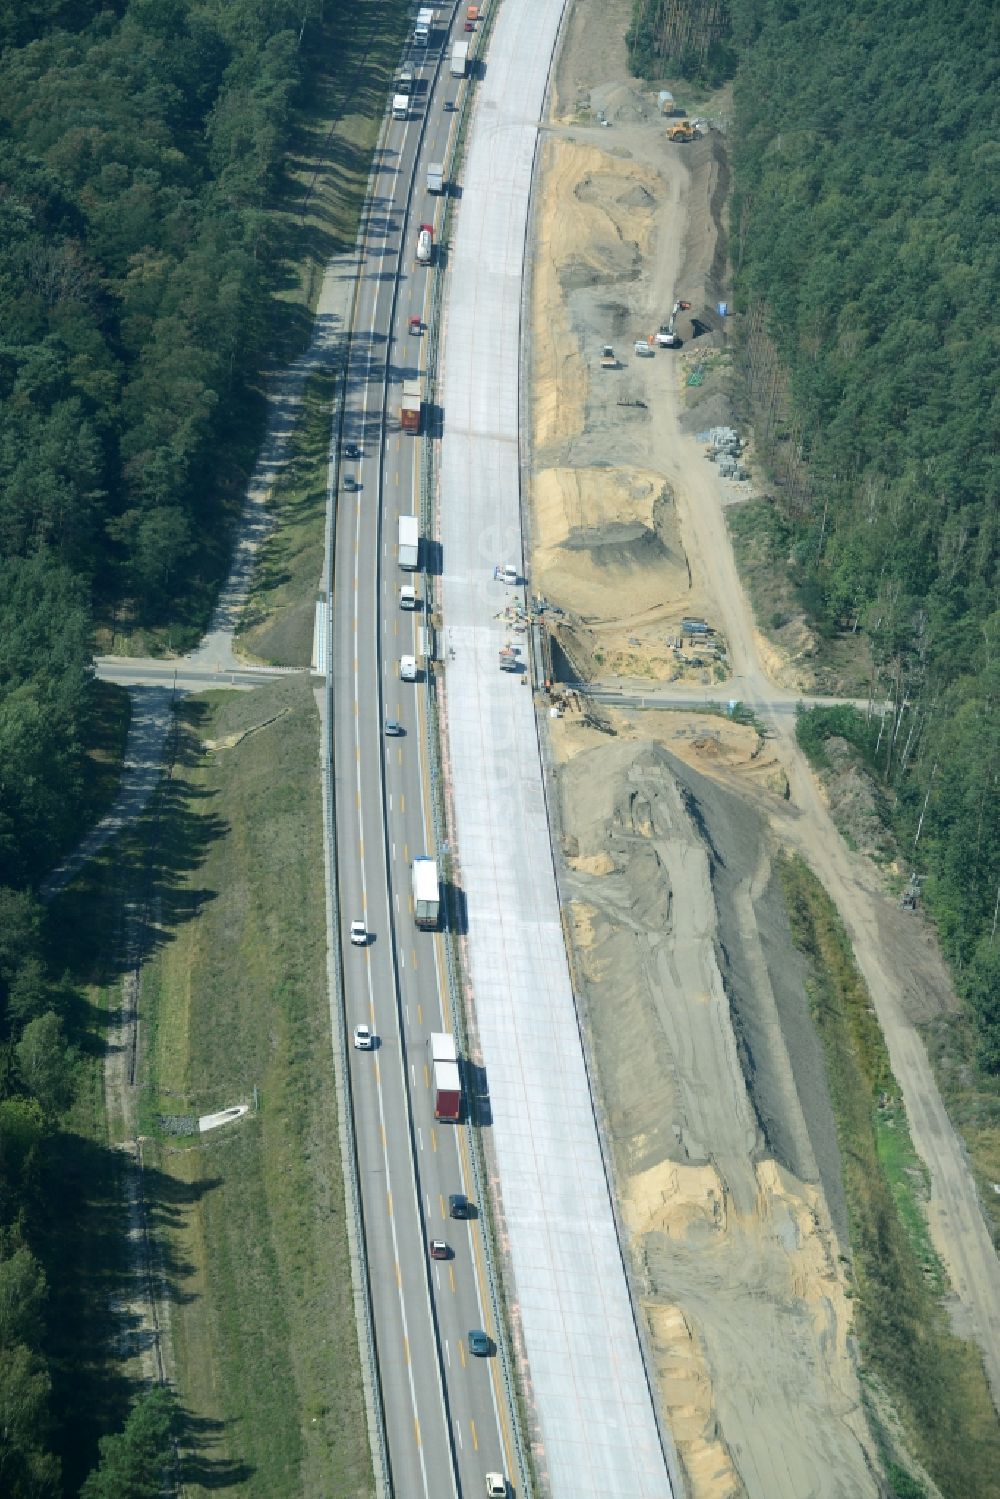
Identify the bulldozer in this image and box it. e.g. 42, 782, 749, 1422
667, 119, 695, 143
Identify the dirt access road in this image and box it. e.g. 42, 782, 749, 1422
526, 0, 1000, 1479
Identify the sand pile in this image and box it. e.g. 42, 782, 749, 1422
533, 466, 687, 622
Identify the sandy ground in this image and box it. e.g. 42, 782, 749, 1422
529, 0, 1000, 1491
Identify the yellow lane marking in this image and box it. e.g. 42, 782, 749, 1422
403, 1336, 410, 1365
400, 793, 405, 814
449, 1265, 456, 1294
458, 1341, 466, 1368
387, 1192, 393, 1218
416, 1003, 423, 1027
470, 1419, 478, 1452
414, 1417, 421, 1447
396, 1262, 402, 1289
411, 949, 418, 970
431, 1128, 437, 1153
439, 1194, 446, 1220
423, 1062, 430, 1091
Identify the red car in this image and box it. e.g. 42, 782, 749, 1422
429, 1239, 450, 1260
409, 315, 422, 335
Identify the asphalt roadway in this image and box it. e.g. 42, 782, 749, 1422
330, 10, 518, 1498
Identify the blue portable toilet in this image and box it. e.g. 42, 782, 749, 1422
717, 301, 728, 317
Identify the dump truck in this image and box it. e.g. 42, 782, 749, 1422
667, 119, 695, 142
398, 514, 419, 569
401, 379, 423, 434
600, 345, 618, 369
450, 39, 469, 76
412, 856, 440, 929
430, 1032, 461, 1121
414, 6, 433, 43
416, 223, 434, 264
427, 162, 445, 194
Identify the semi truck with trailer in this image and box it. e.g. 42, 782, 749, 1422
414, 7, 434, 43
430, 1032, 461, 1121
412, 856, 440, 929
398, 514, 419, 569
450, 39, 469, 77
401, 379, 423, 434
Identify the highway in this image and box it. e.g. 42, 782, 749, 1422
329, 9, 517, 1497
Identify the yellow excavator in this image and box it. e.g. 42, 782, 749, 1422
667, 119, 695, 142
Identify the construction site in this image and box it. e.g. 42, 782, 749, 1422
524, 0, 1000, 1494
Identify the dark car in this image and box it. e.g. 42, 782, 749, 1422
343, 441, 360, 460
467, 1329, 491, 1357
384, 719, 404, 736
448, 1193, 471, 1219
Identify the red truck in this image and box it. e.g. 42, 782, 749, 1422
401, 379, 423, 434
431, 1032, 461, 1122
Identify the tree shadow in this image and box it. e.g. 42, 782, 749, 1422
176, 1409, 256, 1489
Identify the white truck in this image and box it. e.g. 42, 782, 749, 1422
399, 584, 418, 609
412, 857, 440, 928
400, 654, 417, 682
450, 39, 469, 77
398, 514, 419, 570
414, 6, 434, 43
392, 93, 408, 119
427, 162, 445, 194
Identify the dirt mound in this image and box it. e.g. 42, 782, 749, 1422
533, 466, 687, 625
556, 730, 879, 1496
589, 80, 651, 123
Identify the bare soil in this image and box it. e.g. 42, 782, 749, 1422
530, 0, 1000, 1490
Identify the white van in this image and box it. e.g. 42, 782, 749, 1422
400, 654, 417, 682
400, 585, 418, 610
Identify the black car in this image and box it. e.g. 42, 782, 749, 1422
343, 441, 360, 460
467, 1329, 491, 1357
448, 1193, 471, 1219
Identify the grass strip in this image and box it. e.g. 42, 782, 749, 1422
777, 852, 1000, 1498
138, 681, 371, 1498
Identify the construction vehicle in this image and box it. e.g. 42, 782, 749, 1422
600, 345, 618, 369
667, 119, 696, 142
655, 299, 691, 348
634, 337, 654, 358
499, 644, 518, 672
